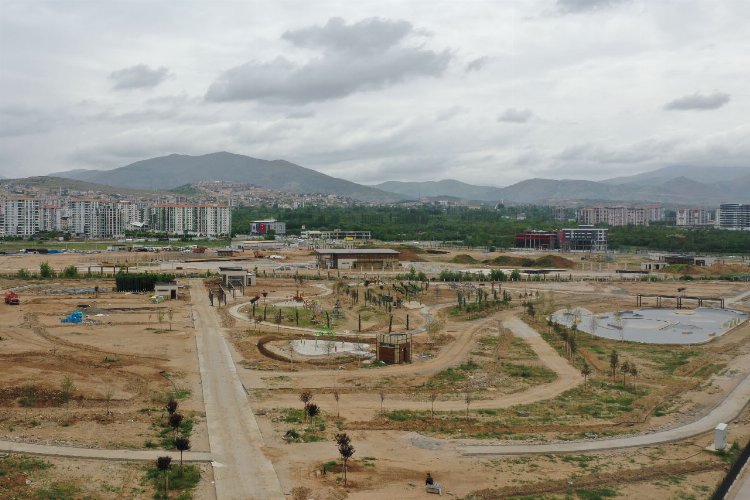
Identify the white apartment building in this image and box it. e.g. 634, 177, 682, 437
67, 199, 124, 239
148, 204, 231, 237
2, 198, 41, 236
676, 208, 714, 227
577, 205, 663, 226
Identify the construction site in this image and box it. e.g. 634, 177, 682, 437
1, 245, 749, 499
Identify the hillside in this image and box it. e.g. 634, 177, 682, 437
52, 152, 405, 202
373, 179, 504, 202
0, 176, 160, 197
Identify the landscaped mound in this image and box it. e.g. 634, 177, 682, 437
450, 254, 479, 264
488, 254, 575, 268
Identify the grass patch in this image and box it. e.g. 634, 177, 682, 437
575, 487, 618, 500
502, 363, 556, 382
146, 463, 201, 499
560, 454, 596, 468
0, 455, 53, 472
35, 481, 81, 499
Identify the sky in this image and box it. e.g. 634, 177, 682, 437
1, 0, 749, 187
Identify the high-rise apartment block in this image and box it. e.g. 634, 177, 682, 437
717, 203, 750, 230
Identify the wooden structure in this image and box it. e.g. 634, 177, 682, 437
315, 249, 400, 270
376, 332, 412, 364
635, 294, 725, 309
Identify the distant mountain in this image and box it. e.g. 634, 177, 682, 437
373, 179, 504, 202
51, 152, 405, 202
44, 154, 750, 206
603, 165, 750, 186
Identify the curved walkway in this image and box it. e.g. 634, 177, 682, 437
460, 364, 750, 455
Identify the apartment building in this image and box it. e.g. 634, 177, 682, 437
577, 205, 663, 226
67, 199, 124, 239
676, 208, 714, 227
717, 203, 750, 230
2, 198, 41, 236
148, 204, 231, 237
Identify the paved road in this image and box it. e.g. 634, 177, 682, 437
727, 460, 750, 499
192, 279, 284, 500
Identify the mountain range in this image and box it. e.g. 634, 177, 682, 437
51, 152, 403, 203
42, 152, 750, 206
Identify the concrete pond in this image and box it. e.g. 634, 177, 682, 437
551, 307, 748, 345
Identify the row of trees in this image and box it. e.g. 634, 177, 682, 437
16, 262, 80, 279
232, 205, 750, 253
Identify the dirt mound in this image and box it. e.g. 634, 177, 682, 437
392, 247, 426, 262
450, 254, 478, 264
488, 254, 575, 269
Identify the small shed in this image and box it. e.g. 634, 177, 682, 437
218, 266, 256, 287
154, 281, 178, 300
376, 332, 412, 364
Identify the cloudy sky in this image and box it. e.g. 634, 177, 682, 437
1, 0, 748, 186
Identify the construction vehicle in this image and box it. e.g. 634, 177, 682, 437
4, 292, 20, 305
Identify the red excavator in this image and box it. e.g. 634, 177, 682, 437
4, 292, 20, 305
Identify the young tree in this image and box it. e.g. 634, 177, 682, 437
174, 436, 191, 470
156, 456, 172, 495
581, 362, 592, 391
60, 376, 76, 405
609, 350, 619, 383
621, 360, 631, 386
333, 390, 340, 418
104, 387, 114, 416
378, 390, 386, 413
629, 363, 638, 392
166, 399, 178, 415
306, 403, 320, 421
299, 390, 313, 422
335, 433, 355, 486
429, 391, 438, 419
167, 308, 174, 331
464, 389, 472, 420
169, 413, 183, 436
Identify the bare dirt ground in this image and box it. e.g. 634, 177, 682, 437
2, 248, 748, 499
0, 275, 214, 498
208, 266, 749, 499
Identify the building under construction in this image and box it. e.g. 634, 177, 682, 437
376, 332, 412, 364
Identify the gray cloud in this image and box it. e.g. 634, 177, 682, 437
556, 0, 630, 14
465, 56, 489, 72
281, 17, 412, 55
206, 17, 451, 103
497, 108, 534, 123
109, 64, 171, 90
663, 92, 731, 111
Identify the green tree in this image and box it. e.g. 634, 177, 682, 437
39, 262, 55, 279
61, 265, 79, 278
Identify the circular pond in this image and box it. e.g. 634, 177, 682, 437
551, 307, 747, 344
291, 339, 373, 358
